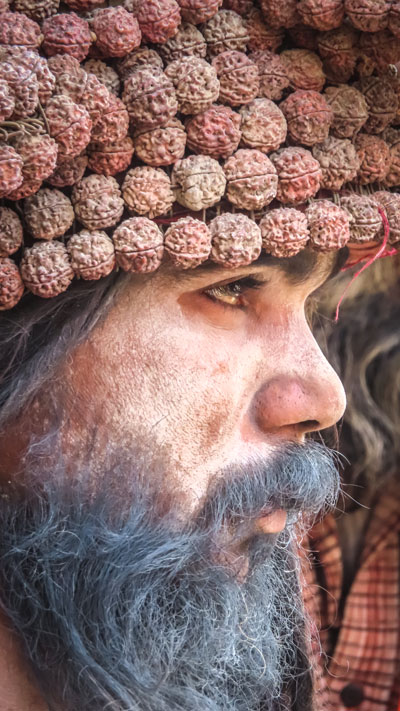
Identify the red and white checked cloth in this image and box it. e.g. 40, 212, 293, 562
302, 476, 400, 711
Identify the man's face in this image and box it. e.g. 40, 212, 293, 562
63, 249, 346, 518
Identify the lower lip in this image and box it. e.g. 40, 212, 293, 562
256, 510, 287, 534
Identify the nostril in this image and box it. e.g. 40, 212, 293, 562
300, 419, 320, 432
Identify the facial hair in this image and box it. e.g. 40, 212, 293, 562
0, 440, 340, 711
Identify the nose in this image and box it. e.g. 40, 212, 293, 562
252, 330, 346, 439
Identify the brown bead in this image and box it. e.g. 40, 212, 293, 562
42, 13, 92, 62
356, 76, 399, 134
0, 208, 23, 257
122, 167, 174, 219
47, 153, 88, 188
24, 188, 74, 240
67, 230, 115, 280
224, 148, 278, 210
317, 24, 359, 83
0, 78, 14, 121
158, 22, 206, 62
382, 127, 400, 188
0, 11, 41, 49
113, 216, 164, 273
354, 133, 390, 185
210, 213, 262, 267
358, 30, 400, 76
202, 10, 249, 57
134, 118, 186, 167
0, 144, 23, 198
45, 95, 92, 158
12, 0, 59, 21
92, 7, 141, 58
312, 136, 359, 190
20, 240, 74, 298
250, 50, 290, 101
246, 8, 284, 52
90, 95, 129, 147
345, 0, 391, 32
288, 24, 319, 50
12, 132, 58, 183
0, 257, 24, 310
164, 56, 219, 114
212, 50, 259, 106
260, 207, 310, 257
306, 199, 350, 251
64, 0, 104, 8
389, 1, 400, 37
178, 0, 222, 25
83, 59, 120, 96
0, 56, 38, 118
72, 174, 124, 231
123, 67, 178, 130
373, 190, 400, 244
136, 0, 181, 44
259, 0, 300, 28
270, 146, 322, 204
222, 0, 253, 14
165, 216, 211, 268
280, 90, 333, 146
87, 137, 134, 177
116, 47, 163, 82
324, 84, 368, 139
298, 0, 344, 30
240, 98, 287, 153
341, 194, 383, 243
186, 104, 241, 159
54, 68, 111, 128
172, 154, 226, 211
280, 49, 326, 92
6, 178, 42, 201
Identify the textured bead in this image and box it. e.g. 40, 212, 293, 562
382, 128, 400, 188
0, 11, 41, 49
246, 8, 284, 52
223, 0, 253, 14
0, 208, 23, 257
83, 59, 120, 96
306, 199, 350, 251
0, 258, 24, 310
134, 118, 186, 167
46, 53, 81, 78
212, 50, 259, 106
324, 85, 368, 139
158, 22, 206, 61
224, 148, 278, 210
177, 0, 222, 25
298, 0, 344, 30
0, 144, 23, 198
53, 68, 111, 127
72, 175, 124, 230
389, 1, 400, 37
240, 98, 287, 153
136, 0, 181, 44
356, 77, 398, 134
92, 7, 141, 58
0, 78, 14, 121
172, 154, 226, 211
312, 136, 359, 190
67, 230, 115, 280
12, 0, 59, 22
186, 104, 241, 159
0, 57, 38, 118
165, 216, 211, 268
87, 137, 134, 176
280, 49, 326, 91
270, 146, 322, 204
341, 194, 383, 243
260, 207, 310, 257
64, 0, 104, 8
202, 10, 249, 57
20, 240, 74, 298
123, 67, 178, 130
42, 13, 92, 62
317, 24, 358, 83
45, 95, 92, 158
122, 167, 174, 218
116, 47, 163, 82
164, 56, 219, 114
280, 90, 333, 146
373, 191, 400, 244
113, 216, 164, 273
358, 30, 400, 76
354, 133, 390, 185
47, 153, 88, 188
90, 95, 129, 147
250, 50, 290, 101
210, 213, 262, 267
288, 23, 319, 50
259, 0, 300, 29
6, 178, 42, 201
344, 0, 391, 32
24, 188, 74, 241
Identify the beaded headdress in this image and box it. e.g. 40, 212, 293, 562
0, 0, 399, 310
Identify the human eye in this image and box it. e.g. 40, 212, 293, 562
203, 276, 265, 309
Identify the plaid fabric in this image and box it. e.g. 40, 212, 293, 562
302, 476, 400, 711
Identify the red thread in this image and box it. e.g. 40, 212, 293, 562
335, 206, 391, 322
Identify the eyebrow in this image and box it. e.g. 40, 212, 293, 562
171, 247, 349, 287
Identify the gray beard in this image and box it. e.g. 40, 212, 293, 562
0, 440, 340, 711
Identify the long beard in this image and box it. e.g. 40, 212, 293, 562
0, 441, 339, 711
